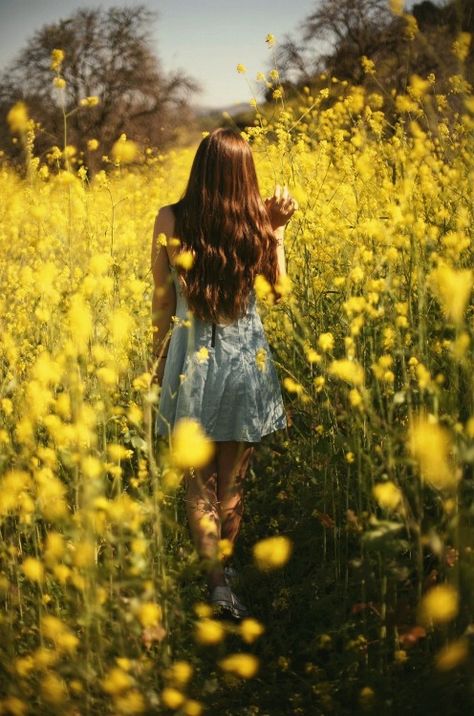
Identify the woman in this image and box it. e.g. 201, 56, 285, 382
151, 127, 297, 619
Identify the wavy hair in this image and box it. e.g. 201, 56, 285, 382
171, 128, 278, 323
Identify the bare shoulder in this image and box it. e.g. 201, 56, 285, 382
153, 204, 178, 266
154, 204, 176, 237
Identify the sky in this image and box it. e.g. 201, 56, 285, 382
0, 0, 319, 109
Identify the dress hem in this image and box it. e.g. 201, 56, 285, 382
154, 418, 287, 444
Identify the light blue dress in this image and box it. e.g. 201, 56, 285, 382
155, 265, 287, 443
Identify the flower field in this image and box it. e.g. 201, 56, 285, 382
0, 62, 473, 714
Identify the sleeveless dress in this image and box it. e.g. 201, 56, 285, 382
155, 265, 287, 442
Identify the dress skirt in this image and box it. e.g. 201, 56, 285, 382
155, 267, 287, 443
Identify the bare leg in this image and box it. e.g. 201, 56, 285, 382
184, 441, 255, 592
184, 458, 225, 590
216, 441, 255, 550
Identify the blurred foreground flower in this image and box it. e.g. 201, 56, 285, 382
7, 102, 30, 134
418, 584, 459, 625
328, 359, 364, 386
435, 639, 469, 671
171, 418, 214, 469
372, 481, 402, 510
409, 417, 458, 490
175, 251, 194, 270
218, 653, 259, 678
428, 265, 472, 324
253, 535, 292, 570
111, 134, 139, 164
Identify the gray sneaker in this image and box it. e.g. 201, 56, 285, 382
210, 585, 250, 620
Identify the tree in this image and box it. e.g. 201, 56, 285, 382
0, 5, 199, 168
269, 0, 473, 110
274, 0, 393, 87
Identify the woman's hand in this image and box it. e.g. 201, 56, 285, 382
264, 184, 298, 230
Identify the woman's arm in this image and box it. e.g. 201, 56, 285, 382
274, 226, 287, 280
264, 185, 297, 281
150, 206, 177, 384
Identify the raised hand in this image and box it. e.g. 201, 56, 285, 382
264, 184, 298, 230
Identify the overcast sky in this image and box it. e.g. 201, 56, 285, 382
0, 0, 321, 109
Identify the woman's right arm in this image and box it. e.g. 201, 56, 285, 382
274, 226, 287, 280
264, 185, 297, 281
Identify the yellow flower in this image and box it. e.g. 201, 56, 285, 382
161, 687, 185, 710
183, 700, 203, 716
111, 134, 139, 164
171, 418, 215, 469
175, 250, 194, 270
409, 417, 457, 490
87, 138, 99, 151
372, 482, 402, 510
361, 56, 376, 75
7, 102, 30, 133
217, 538, 233, 559
80, 95, 100, 107
166, 660, 193, 685
68, 293, 92, 352
114, 689, 145, 714
50, 48, 65, 71
254, 273, 274, 303
240, 618, 265, 644
196, 346, 209, 363
349, 389, 363, 407
394, 649, 408, 663
253, 535, 292, 570
275, 273, 292, 296
194, 618, 225, 645
318, 332, 334, 352
53, 77, 66, 89
41, 672, 68, 704
283, 377, 303, 394
306, 348, 321, 364
265, 34, 276, 47
435, 639, 469, 671
389, 0, 405, 16
418, 584, 459, 625
452, 32, 472, 63
218, 653, 259, 679
15, 655, 35, 678
43, 531, 65, 563
428, 265, 472, 324
22, 557, 44, 583
328, 359, 364, 386
236, 64, 247, 74
101, 666, 134, 694
408, 74, 431, 100
2, 697, 28, 716
359, 687, 375, 708
255, 347, 267, 371
137, 602, 162, 627
314, 375, 325, 392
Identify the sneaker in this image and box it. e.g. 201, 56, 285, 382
209, 585, 250, 620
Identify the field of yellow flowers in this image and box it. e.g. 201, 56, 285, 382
1, 51, 474, 714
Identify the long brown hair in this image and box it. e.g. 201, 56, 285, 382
171, 128, 278, 323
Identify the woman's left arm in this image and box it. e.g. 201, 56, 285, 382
150, 207, 177, 384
